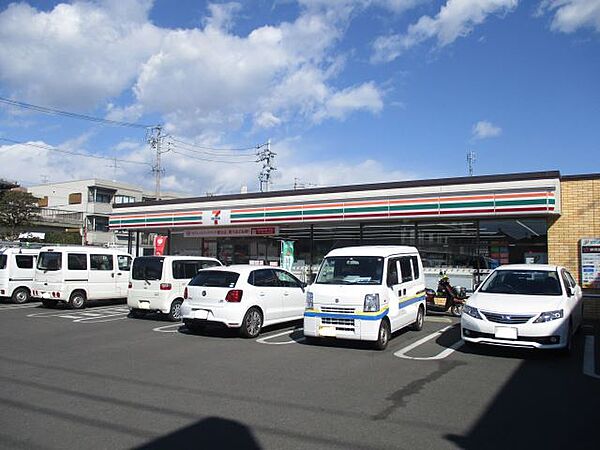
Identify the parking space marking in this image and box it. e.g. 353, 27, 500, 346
153, 323, 183, 333
0, 303, 41, 311
27, 306, 130, 323
424, 316, 454, 323
256, 328, 305, 345
394, 325, 463, 360
583, 335, 600, 379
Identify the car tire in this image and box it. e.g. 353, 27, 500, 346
409, 305, 425, 331
374, 319, 391, 351
11, 287, 30, 304
167, 299, 183, 321
41, 298, 57, 308
239, 307, 263, 338
69, 291, 86, 310
450, 303, 463, 317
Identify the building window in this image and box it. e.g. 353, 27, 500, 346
114, 195, 136, 204
38, 196, 48, 207
88, 187, 114, 203
68, 193, 82, 204
88, 216, 109, 232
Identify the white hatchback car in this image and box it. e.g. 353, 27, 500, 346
182, 265, 306, 337
461, 264, 583, 352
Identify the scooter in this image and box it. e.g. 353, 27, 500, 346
425, 272, 468, 317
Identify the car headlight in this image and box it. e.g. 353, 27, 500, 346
306, 291, 314, 309
463, 304, 482, 320
534, 310, 563, 323
364, 294, 380, 312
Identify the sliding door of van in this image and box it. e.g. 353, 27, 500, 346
89, 254, 116, 299
397, 255, 421, 327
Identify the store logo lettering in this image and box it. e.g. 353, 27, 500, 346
211, 210, 221, 225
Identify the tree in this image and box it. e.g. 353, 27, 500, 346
0, 190, 39, 239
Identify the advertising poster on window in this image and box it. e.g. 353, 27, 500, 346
154, 235, 168, 256
280, 241, 294, 271
581, 238, 600, 289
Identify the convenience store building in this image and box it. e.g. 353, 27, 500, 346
110, 171, 600, 302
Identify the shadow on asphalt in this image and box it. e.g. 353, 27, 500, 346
134, 417, 261, 450
302, 326, 414, 351
29, 298, 126, 310
444, 322, 600, 449
177, 319, 304, 339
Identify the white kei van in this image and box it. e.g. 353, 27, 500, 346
32, 246, 133, 309
304, 246, 426, 350
0, 248, 40, 303
128, 256, 222, 321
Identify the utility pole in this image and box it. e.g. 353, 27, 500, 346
257, 139, 276, 192
467, 150, 476, 176
148, 125, 167, 200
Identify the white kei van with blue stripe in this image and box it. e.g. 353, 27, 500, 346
303, 246, 426, 350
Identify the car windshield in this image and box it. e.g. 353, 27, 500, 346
189, 270, 240, 288
316, 256, 384, 285
479, 269, 563, 296
37, 252, 62, 271
132, 257, 164, 280
0, 255, 6, 270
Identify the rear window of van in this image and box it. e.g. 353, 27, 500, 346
132, 257, 164, 280
0, 255, 6, 270
189, 270, 239, 288
37, 252, 62, 271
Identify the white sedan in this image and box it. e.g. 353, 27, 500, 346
182, 265, 306, 338
461, 264, 583, 353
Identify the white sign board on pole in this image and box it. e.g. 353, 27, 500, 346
581, 238, 600, 289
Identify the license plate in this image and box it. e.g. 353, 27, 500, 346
193, 310, 209, 320
495, 327, 518, 340
139, 301, 150, 309
318, 326, 336, 337
41, 292, 51, 299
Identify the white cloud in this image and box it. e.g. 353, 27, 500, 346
0, 0, 164, 109
472, 120, 502, 139
538, 0, 600, 33
313, 82, 383, 122
372, 0, 519, 63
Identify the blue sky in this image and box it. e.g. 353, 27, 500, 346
0, 0, 598, 195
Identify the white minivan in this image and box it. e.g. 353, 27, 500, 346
304, 246, 426, 350
0, 248, 40, 303
128, 255, 222, 321
32, 246, 132, 309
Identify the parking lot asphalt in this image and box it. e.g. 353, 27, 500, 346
0, 299, 599, 450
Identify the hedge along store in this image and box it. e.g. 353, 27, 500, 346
110, 171, 560, 286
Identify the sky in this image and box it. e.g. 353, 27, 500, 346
0, 0, 598, 196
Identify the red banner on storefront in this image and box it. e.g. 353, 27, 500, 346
154, 235, 168, 256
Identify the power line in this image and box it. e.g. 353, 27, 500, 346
0, 96, 152, 129
168, 136, 262, 152
168, 142, 258, 160
0, 137, 152, 167
170, 148, 257, 164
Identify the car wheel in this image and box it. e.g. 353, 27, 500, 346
168, 299, 183, 321
239, 307, 263, 338
374, 319, 391, 351
450, 303, 463, 317
11, 287, 30, 304
410, 305, 425, 331
69, 291, 86, 309
41, 298, 57, 308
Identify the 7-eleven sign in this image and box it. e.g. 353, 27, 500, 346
203, 209, 230, 226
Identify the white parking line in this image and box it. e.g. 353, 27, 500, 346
27, 306, 130, 323
256, 328, 305, 345
153, 323, 183, 333
394, 325, 464, 360
424, 316, 454, 324
583, 336, 600, 379
0, 303, 41, 311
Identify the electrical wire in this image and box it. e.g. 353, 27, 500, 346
0, 137, 152, 167
0, 96, 152, 129
167, 143, 259, 161
168, 136, 263, 153
169, 148, 257, 164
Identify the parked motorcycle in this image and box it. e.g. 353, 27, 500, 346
425, 272, 468, 317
